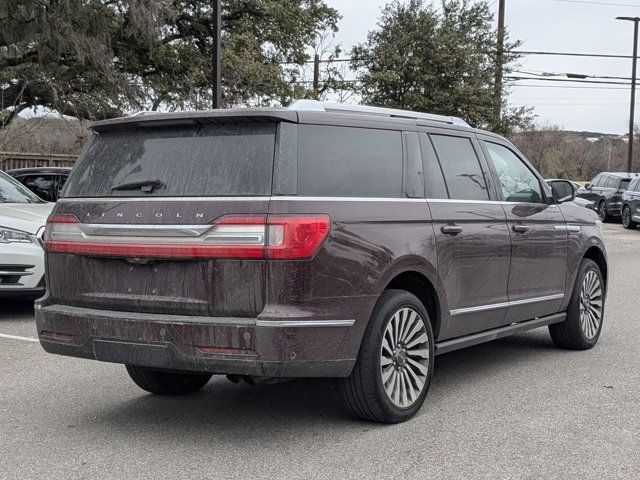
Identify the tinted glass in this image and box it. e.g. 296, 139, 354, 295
298, 125, 402, 197
419, 133, 449, 199
403, 132, 424, 198
430, 135, 488, 200
21, 175, 56, 202
0, 171, 44, 204
484, 142, 543, 203
619, 178, 631, 191
635, 179, 640, 192
57, 175, 69, 197
591, 175, 602, 187
66, 123, 276, 197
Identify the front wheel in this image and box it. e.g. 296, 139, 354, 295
549, 259, 605, 350
126, 365, 212, 396
339, 290, 434, 423
622, 205, 637, 229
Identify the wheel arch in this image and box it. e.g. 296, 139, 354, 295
583, 246, 608, 288
384, 270, 442, 340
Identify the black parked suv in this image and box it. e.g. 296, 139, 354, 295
622, 176, 640, 229
577, 172, 639, 221
8, 167, 72, 202
36, 101, 608, 423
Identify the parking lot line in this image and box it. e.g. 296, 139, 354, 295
0, 333, 39, 343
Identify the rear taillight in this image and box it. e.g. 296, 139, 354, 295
43, 214, 330, 260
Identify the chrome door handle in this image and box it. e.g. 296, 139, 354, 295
512, 225, 531, 234
441, 225, 463, 235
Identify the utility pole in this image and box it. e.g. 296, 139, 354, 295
212, 0, 222, 109
492, 0, 506, 130
617, 16, 640, 173
313, 54, 321, 99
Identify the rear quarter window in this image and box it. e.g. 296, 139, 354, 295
65, 123, 276, 197
297, 125, 402, 197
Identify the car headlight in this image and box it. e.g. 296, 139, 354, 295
0, 226, 35, 244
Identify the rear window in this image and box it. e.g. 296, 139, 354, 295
297, 125, 402, 197
65, 123, 276, 197
619, 178, 631, 191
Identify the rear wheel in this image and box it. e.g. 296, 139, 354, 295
339, 290, 434, 423
126, 365, 212, 395
549, 259, 605, 350
622, 205, 637, 229
598, 200, 610, 222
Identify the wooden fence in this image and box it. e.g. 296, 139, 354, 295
0, 152, 77, 171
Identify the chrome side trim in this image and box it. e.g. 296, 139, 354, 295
58, 196, 272, 203
554, 225, 582, 233
255, 319, 355, 328
272, 196, 426, 203
450, 294, 565, 317
59, 195, 554, 206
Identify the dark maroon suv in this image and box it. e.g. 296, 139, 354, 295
36, 101, 608, 423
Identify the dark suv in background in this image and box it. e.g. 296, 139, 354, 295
8, 167, 72, 202
578, 172, 639, 221
36, 101, 608, 423
622, 176, 640, 229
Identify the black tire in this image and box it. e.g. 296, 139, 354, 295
339, 289, 435, 423
598, 200, 610, 222
125, 365, 212, 396
622, 205, 637, 229
549, 259, 605, 350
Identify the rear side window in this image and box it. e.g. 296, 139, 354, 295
430, 135, 489, 201
297, 125, 402, 197
66, 123, 276, 197
21, 175, 56, 202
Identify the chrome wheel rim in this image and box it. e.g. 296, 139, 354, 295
579, 270, 603, 340
598, 202, 607, 221
380, 307, 430, 408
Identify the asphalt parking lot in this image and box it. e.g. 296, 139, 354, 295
1, 223, 639, 480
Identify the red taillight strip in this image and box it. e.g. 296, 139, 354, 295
46, 214, 80, 224
44, 214, 330, 260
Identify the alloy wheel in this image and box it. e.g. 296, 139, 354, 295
380, 307, 430, 408
623, 207, 631, 228
598, 202, 607, 221
579, 270, 603, 340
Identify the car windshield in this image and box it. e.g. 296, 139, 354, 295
0, 171, 45, 204
620, 179, 631, 190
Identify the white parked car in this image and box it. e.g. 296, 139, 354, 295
0, 170, 53, 300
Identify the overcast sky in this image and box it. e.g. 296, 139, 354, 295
326, 0, 640, 134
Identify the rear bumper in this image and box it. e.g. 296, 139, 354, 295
35, 304, 356, 377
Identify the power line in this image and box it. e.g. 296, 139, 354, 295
549, 0, 640, 7
513, 50, 632, 59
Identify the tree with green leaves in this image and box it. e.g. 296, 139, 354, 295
351, 0, 532, 134
0, 1, 340, 127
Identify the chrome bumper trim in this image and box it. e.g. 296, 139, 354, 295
255, 319, 355, 328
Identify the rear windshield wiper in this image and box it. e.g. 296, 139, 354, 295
111, 178, 165, 193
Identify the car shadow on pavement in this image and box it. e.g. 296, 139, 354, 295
0, 300, 34, 320
82, 329, 566, 435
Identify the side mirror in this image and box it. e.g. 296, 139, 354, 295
585, 183, 593, 190
549, 180, 576, 203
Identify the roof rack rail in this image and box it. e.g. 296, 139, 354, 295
288, 99, 470, 127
